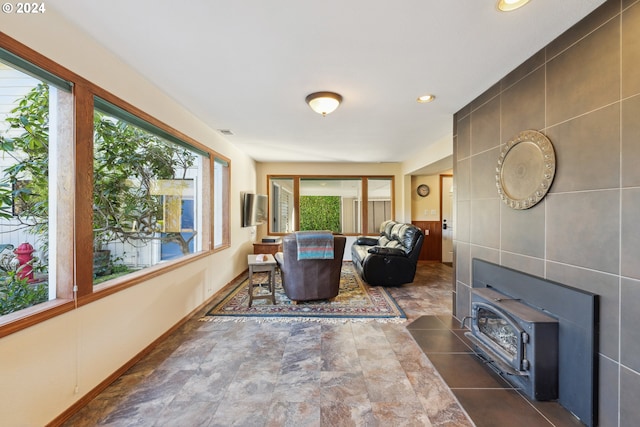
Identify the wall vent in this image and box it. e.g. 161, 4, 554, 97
218, 129, 234, 136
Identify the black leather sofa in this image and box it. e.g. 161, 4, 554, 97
351, 220, 424, 286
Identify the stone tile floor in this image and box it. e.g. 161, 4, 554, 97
407, 316, 584, 427
63, 261, 466, 426
62, 261, 582, 426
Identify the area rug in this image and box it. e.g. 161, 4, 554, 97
199, 263, 406, 323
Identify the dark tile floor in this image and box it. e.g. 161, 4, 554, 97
407, 315, 585, 427
61, 262, 584, 426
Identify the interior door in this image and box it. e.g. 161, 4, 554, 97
441, 175, 453, 264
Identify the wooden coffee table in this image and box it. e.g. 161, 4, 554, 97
247, 254, 277, 307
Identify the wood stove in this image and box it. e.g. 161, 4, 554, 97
464, 287, 559, 401
470, 259, 598, 427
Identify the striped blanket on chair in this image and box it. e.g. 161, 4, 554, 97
295, 231, 334, 260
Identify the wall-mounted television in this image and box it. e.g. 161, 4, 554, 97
242, 192, 268, 227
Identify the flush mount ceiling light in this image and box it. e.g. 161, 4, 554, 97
417, 94, 436, 103
497, 0, 530, 11
305, 91, 342, 116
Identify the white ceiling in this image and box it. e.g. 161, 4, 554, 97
50, 0, 605, 167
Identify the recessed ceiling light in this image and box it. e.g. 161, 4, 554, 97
417, 94, 436, 103
497, 0, 530, 12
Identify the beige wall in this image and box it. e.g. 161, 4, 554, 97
410, 169, 454, 221
401, 134, 452, 176
0, 10, 258, 427
453, 1, 640, 425
411, 175, 441, 221
402, 136, 454, 223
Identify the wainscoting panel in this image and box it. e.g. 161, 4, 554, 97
412, 221, 442, 261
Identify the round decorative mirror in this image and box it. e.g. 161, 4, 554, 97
496, 130, 555, 210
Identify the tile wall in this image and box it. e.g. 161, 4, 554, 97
452, 1, 640, 425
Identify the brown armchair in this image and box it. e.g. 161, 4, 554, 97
274, 234, 346, 303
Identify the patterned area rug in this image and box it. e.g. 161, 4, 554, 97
200, 263, 406, 323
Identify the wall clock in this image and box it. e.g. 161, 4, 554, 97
416, 184, 430, 197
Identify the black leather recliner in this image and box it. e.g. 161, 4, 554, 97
351, 220, 424, 286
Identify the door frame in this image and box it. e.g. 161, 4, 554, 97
439, 174, 453, 264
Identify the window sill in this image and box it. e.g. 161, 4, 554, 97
0, 250, 213, 338
0, 298, 75, 339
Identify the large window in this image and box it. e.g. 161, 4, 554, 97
270, 177, 294, 233
366, 178, 393, 234
300, 178, 362, 234
0, 58, 73, 316
0, 39, 230, 333
92, 100, 207, 283
269, 176, 394, 235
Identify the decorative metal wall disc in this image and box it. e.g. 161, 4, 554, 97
496, 130, 556, 210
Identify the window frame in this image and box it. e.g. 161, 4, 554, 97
267, 175, 395, 236
212, 156, 231, 250
90, 97, 210, 285
0, 33, 230, 338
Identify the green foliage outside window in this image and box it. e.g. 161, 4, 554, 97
0, 83, 198, 255
0, 271, 48, 316
299, 196, 341, 232
92, 109, 197, 253
0, 83, 49, 228
0, 82, 200, 315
